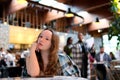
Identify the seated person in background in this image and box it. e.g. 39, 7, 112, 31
95, 46, 112, 80
0, 57, 7, 67
15, 53, 26, 67
7, 53, 25, 77
0, 58, 7, 78
26, 28, 80, 77
5, 49, 15, 67
109, 52, 116, 60
0, 47, 6, 58
15, 53, 28, 77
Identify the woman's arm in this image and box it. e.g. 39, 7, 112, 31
26, 43, 40, 77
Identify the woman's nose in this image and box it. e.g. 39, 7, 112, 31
39, 37, 44, 42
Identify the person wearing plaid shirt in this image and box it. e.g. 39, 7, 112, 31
71, 33, 89, 78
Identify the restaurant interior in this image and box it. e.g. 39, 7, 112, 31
0, 0, 113, 51
0, 0, 120, 80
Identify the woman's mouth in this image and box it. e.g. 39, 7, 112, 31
39, 43, 43, 46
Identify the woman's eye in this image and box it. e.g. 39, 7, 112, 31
46, 38, 49, 40
39, 36, 43, 38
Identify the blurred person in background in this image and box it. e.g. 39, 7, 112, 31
0, 47, 6, 58
63, 37, 73, 57
109, 52, 116, 60
5, 49, 15, 67
71, 32, 89, 78
15, 53, 28, 77
95, 46, 112, 80
115, 47, 120, 60
89, 44, 96, 58
15, 53, 26, 67
0, 48, 7, 66
88, 44, 96, 63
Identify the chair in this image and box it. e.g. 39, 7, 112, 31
7, 67, 22, 77
107, 62, 120, 80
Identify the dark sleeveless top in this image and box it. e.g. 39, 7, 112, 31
35, 51, 63, 77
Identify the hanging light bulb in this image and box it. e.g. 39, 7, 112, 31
98, 29, 102, 33
79, 24, 82, 27
35, 28, 39, 31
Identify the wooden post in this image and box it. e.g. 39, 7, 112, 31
21, 10, 24, 27
3, 8, 5, 22
36, 8, 38, 29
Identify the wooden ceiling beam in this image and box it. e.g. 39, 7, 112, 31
85, 2, 110, 11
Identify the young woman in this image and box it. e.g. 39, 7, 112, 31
26, 28, 80, 77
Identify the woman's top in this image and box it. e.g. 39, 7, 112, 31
58, 52, 81, 77
36, 51, 81, 77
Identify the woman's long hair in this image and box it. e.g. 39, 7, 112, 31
36, 28, 60, 76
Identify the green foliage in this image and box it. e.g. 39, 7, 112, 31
108, 0, 120, 47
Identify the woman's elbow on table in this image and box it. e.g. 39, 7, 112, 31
27, 69, 40, 77
26, 57, 40, 77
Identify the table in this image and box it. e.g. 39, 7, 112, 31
0, 66, 27, 78
0, 76, 88, 80
111, 59, 120, 66
111, 59, 120, 62
91, 61, 109, 80
92, 62, 105, 65
114, 65, 120, 69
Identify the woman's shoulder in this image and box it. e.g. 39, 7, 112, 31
58, 51, 81, 77
58, 51, 66, 56
58, 51, 68, 61
58, 51, 72, 62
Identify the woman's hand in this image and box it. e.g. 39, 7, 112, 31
31, 43, 38, 51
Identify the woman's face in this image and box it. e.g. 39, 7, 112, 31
37, 30, 52, 51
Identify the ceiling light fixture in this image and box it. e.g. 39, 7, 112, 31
17, 0, 28, 4
65, 8, 74, 17
96, 17, 100, 23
